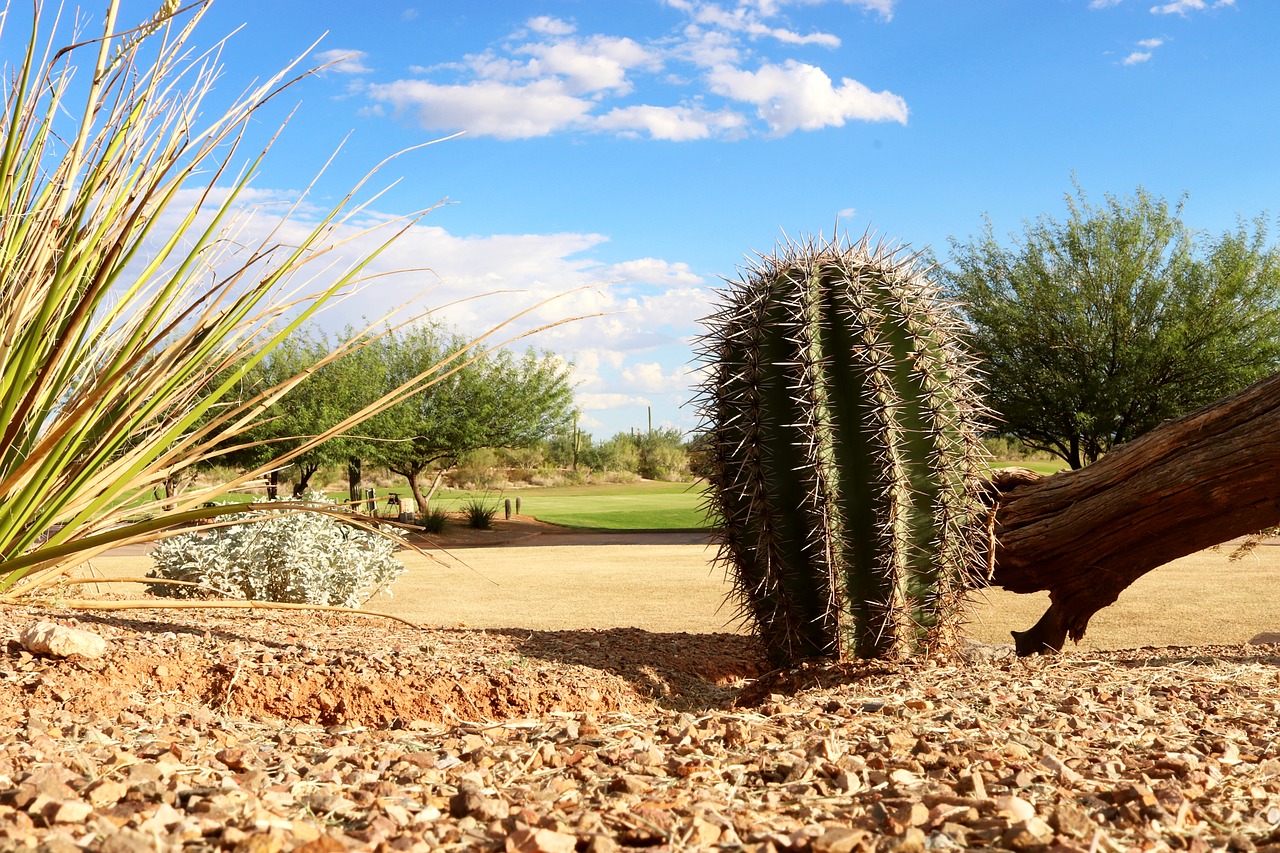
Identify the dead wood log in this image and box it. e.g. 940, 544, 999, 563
988, 371, 1280, 654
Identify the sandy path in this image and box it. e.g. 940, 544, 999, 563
76, 535, 1280, 649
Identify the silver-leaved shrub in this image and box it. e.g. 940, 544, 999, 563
147, 501, 404, 607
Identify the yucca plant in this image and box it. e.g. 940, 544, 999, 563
0, 1, 566, 609
696, 235, 989, 664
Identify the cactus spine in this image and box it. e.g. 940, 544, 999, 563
696, 235, 987, 663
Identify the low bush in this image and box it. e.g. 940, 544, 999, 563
146, 501, 404, 607
462, 498, 499, 529
419, 506, 450, 535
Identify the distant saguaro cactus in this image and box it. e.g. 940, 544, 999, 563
696, 235, 988, 664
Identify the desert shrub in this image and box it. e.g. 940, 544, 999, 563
582, 434, 642, 474
419, 507, 450, 535
498, 446, 545, 469
146, 502, 404, 607
596, 469, 641, 484
506, 467, 538, 485
640, 444, 690, 481
462, 498, 499, 529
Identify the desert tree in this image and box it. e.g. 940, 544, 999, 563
368, 323, 576, 511
945, 183, 1280, 468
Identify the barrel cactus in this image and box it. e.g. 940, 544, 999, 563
696, 235, 988, 664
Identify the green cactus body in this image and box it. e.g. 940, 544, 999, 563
698, 236, 987, 663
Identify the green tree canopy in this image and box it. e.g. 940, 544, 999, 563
944, 184, 1280, 469
366, 323, 576, 509
219, 328, 386, 496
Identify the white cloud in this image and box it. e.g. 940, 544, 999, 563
622, 362, 695, 393
1088, 0, 1123, 8
709, 59, 907, 133
510, 36, 661, 95
578, 392, 653, 410
527, 16, 576, 36
1122, 36, 1165, 64
366, 78, 592, 139
312, 49, 372, 75
838, 207, 857, 218
1150, 0, 1234, 14
349, 1, 909, 141
847, 0, 896, 19
593, 104, 745, 140
604, 258, 706, 286
693, 4, 842, 48
745, 0, 895, 21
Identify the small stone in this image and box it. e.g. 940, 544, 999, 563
958, 770, 987, 799
85, 779, 128, 808
995, 794, 1036, 822
450, 787, 509, 821
99, 829, 159, 853
608, 776, 648, 796
813, 827, 867, 853
1248, 632, 1280, 645
892, 801, 930, 828
48, 800, 93, 823
1002, 817, 1055, 851
1039, 754, 1083, 785
19, 621, 108, 658
1049, 802, 1095, 839
883, 827, 926, 853
584, 836, 620, 853
685, 817, 721, 846
505, 826, 578, 853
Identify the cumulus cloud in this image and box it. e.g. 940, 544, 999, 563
691, 3, 842, 48
348, 1, 907, 141
709, 59, 908, 132
593, 104, 746, 140
312, 49, 372, 74
1122, 36, 1165, 64
603, 258, 706, 286
578, 392, 653, 410
366, 78, 592, 139
1150, 0, 1234, 13
527, 15, 576, 36
622, 362, 695, 393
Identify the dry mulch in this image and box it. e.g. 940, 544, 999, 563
3, 604, 1280, 853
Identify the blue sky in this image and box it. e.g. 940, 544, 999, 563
22, 0, 1279, 438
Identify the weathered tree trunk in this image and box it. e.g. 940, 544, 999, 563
989, 371, 1280, 654
347, 458, 362, 506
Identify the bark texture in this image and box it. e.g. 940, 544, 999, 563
989, 371, 1280, 653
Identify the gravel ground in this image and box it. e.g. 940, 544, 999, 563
3, 604, 1280, 852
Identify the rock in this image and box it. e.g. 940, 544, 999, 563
959, 638, 1017, 662
505, 827, 578, 853
1002, 817, 1055, 850
1039, 753, 1083, 785
450, 787, 509, 821
958, 770, 987, 799
19, 622, 107, 658
1049, 802, 1095, 839
995, 795, 1036, 822
883, 827, 927, 853
1248, 632, 1280, 645
813, 827, 867, 853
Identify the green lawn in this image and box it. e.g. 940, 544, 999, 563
432, 480, 711, 530
206, 459, 1070, 532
